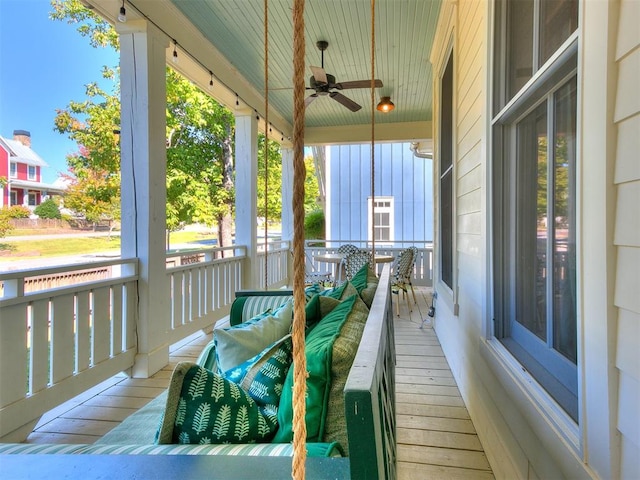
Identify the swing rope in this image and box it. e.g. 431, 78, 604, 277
291, 0, 308, 478
370, 0, 376, 260
263, 0, 270, 290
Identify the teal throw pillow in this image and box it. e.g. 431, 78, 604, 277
214, 300, 293, 373
222, 335, 293, 414
156, 362, 278, 445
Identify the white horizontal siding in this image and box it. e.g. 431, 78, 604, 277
614, 1, 640, 476
614, 182, 640, 247
614, 115, 640, 184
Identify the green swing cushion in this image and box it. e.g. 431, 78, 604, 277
271, 294, 365, 445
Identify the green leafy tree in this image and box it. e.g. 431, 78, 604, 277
34, 198, 62, 219
304, 155, 321, 213
165, 69, 236, 250
257, 136, 283, 222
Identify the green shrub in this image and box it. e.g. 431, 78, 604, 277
304, 209, 325, 239
34, 199, 62, 219
5, 205, 31, 218
0, 210, 13, 238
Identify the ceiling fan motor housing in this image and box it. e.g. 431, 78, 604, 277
310, 73, 336, 91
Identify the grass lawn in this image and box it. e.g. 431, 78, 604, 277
0, 231, 219, 262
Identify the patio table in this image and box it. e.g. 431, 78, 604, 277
313, 252, 395, 284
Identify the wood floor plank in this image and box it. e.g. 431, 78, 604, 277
396, 382, 461, 397
116, 377, 172, 388
396, 345, 445, 356
35, 418, 119, 436
397, 427, 484, 451
396, 354, 450, 364
398, 444, 492, 471
396, 392, 466, 408
82, 395, 153, 410
398, 461, 495, 480
396, 358, 452, 369
396, 402, 470, 420
395, 374, 458, 387
396, 367, 454, 378
397, 414, 477, 434
59, 405, 137, 422
100, 385, 165, 399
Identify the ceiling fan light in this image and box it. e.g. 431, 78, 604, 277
377, 96, 395, 113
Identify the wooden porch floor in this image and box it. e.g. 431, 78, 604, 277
23, 287, 494, 479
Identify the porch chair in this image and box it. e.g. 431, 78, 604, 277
344, 250, 372, 281
300, 250, 334, 286
337, 243, 360, 255
391, 247, 415, 316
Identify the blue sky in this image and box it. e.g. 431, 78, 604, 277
0, 0, 119, 184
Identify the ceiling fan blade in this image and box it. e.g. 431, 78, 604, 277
329, 92, 362, 112
335, 79, 383, 90
310, 66, 328, 85
305, 93, 319, 107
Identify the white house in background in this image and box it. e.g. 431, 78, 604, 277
325, 141, 433, 246
0, 130, 66, 209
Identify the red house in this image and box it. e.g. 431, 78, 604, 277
0, 130, 65, 209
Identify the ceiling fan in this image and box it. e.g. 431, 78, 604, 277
305, 40, 383, 112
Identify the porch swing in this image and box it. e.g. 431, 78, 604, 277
271, 0, 387, 478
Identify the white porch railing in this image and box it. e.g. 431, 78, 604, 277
304, 240, 434, 287
0, 242, 292, 441
257, 241, 291, 290
0, 258, 139, 441
165, 246, 246, 344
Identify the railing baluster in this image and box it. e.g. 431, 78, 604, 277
92, 287, 111, 365
76, 293, 91, 373
30, 299, 49, 394
51, 294, 75, 384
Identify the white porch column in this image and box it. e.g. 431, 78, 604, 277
280, 147, 294, 245
281, 148, 294, 285
117, 20, 170, 378
234, 110, 259, 289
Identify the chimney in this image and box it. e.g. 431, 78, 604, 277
13, 130, 31, 148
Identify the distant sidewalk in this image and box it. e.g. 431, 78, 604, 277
3, 231, 121, 242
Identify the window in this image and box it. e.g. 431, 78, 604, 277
10, 162, 17, 178
10, 191, 17, 206
368, 197, 394, 244
440, 52, 454, 289
28, 165, 36, 180
28, 192, 37, 206
493, 0, 578, 421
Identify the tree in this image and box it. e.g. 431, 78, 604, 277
257, 136, 283, 222
165, 69, 236, 250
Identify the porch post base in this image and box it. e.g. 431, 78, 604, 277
0, 417, 39, 443
131, 344, 170, 378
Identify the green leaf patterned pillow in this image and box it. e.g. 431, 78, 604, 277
155, 362, 278, 445
223, 335, 293, 414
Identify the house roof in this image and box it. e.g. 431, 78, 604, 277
0, 137, 49, 168
9, 178, 66, 194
